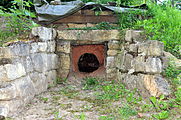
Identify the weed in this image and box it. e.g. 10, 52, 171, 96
53, 111, 63, 120
152, 110, 169, 120
163, 61, 180, 79
119, 104, 137, 119
40, 97, 49, 103
150, 95, 170, 111
79, 113, 86, 120
99, 115, 115, 120
59, 86, 79, 98
136, 3, 181, 58
118, 10, 145, 30
0, 0, 37, 46
55, 77, 67, 84
82, 77, 99, 90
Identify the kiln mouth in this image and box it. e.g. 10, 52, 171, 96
78, 53, 100, 73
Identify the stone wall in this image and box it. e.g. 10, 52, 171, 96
0, 27, 172, 117
0, 27, 58, 117
56, 30, 120, 79
56, 29, 171, 98
116, 30, 171, 97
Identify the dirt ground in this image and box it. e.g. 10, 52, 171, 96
9, 78, 181, 120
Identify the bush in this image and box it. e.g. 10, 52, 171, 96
0, 0, 37, 46
136, 3, 181, 58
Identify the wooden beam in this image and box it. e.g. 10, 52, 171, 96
53, 15, 118, 24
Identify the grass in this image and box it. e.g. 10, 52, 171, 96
16, 76, 180, 120
135, 3, 181, 59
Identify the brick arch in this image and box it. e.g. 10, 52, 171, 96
72, 44, 105, 73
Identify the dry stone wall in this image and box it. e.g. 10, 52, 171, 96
0, 27, 172, 117
56, 30, 120, 79
117, 30, 171, 97
0, 27, 58, 117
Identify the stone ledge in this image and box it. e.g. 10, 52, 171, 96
57, 30, 120, 41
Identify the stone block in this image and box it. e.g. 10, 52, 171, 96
122, 74, 140, 90
68, 23, 86, 28
31, 53, 58, 72
107, 50, 118, 56
138, 40, 164, 56
57, 69, 69, 79
128, 44, 138, 53
1, 47, 13, 58
143, 75, 170, 97
108, 41, 120, 50
0, 66, 8, 82
124, 53, 133, 70
56, 41, 70, 53
21, 56, 34, 73
0, 107, 8, 117
0, 99, 23, 116
29, 73, 47, 95
57, 30, 120, 41
131, 55, 145, 72
31, 27, 57, 41
125, 30, 133, 42
15, 76, 35, 102
0, 84, 17, 100
116, 50, 126, 70
45, 70, 57, 85
106, 68, 118, 80
47, 54, 59, 70
10, 44, 30, 57
47, 41, 56, 53
5, 63, 26, 80
30, 42, 39, 53
38, 42, 48, 52
59, 53, 70, 70
31, 53, 47, 72
106, 56, 115, 68
145, 57, 162, 74
132, 30, 145, 42
125, 30, 145, 43
86, 23, 96, 27
163, 51, 181, 70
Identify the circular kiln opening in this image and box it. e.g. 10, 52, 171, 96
78, 53, 100, 73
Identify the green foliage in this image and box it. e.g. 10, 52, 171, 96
136, 3, 181, 58
40, 97, 49, 103
153, 110, 169, 120
82, 77, 99, 90
174, 88, 181, 106
150, 95, 169, 111
0, 0, 37, 46
79, 113, 86, 120
96, 81, 141, 103
163, 61, 180, 79
119, 105, 137, 119
81, 0, 134, 5
55, 77, 68, 84
99, 116, 114, 120
118, 8, 149, 30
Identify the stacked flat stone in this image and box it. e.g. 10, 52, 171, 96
0, 27, 58, 117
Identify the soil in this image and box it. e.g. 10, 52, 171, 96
9, 80, 181, 120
